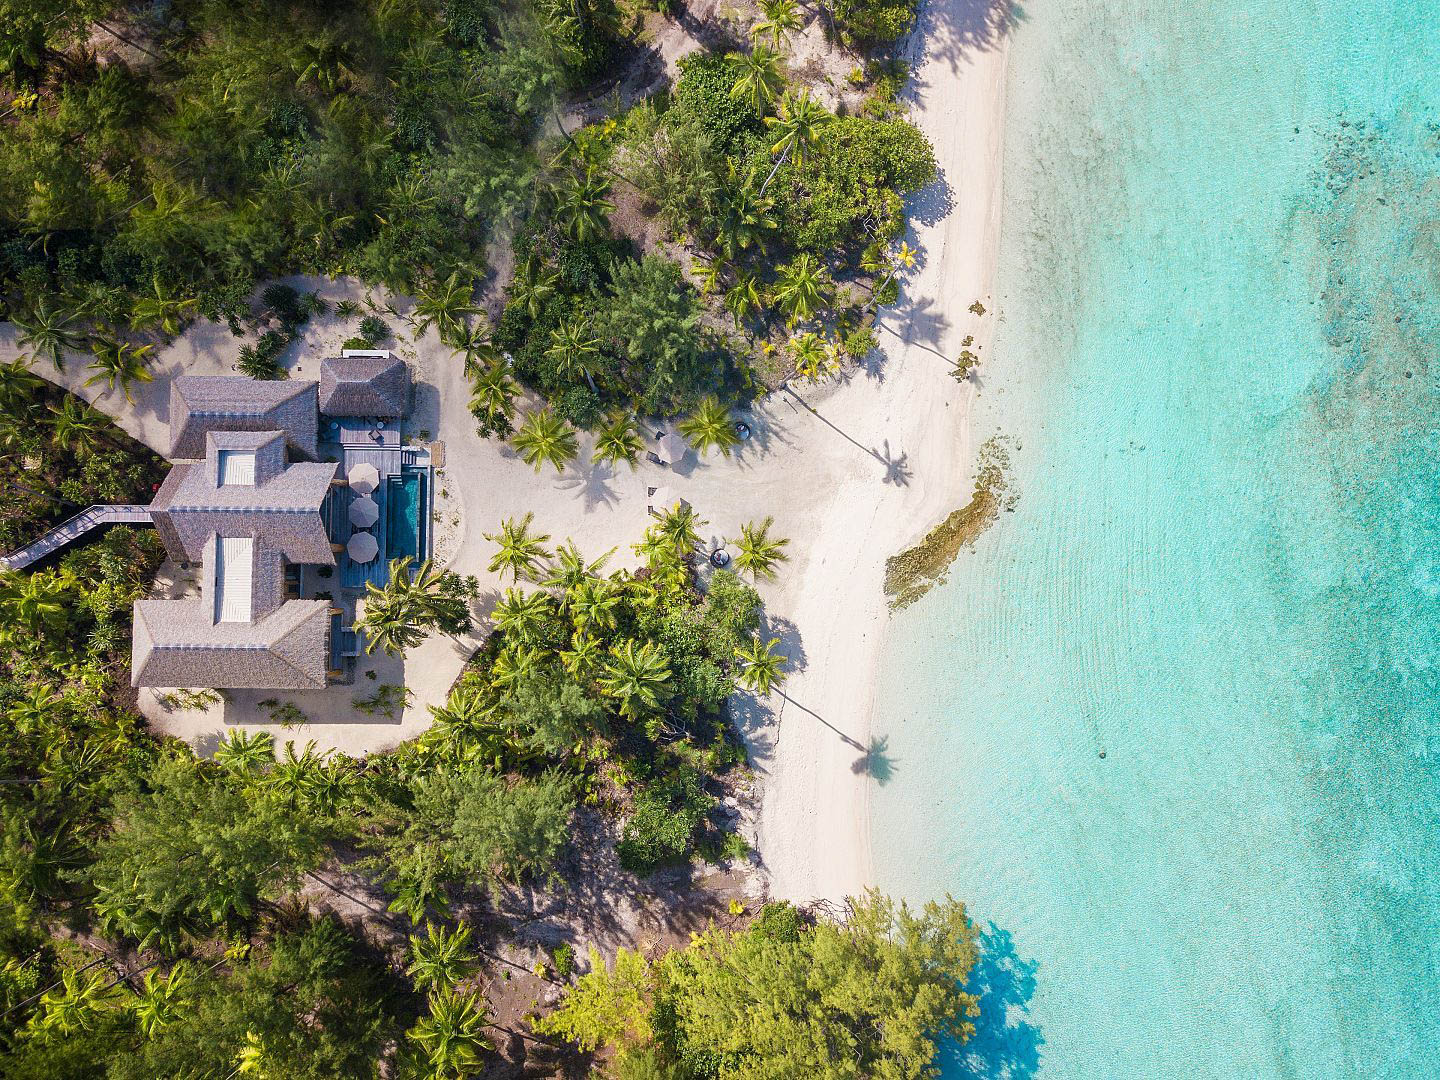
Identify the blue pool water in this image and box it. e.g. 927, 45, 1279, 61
872, 2, 1440, 1076
385, 470, 427, 563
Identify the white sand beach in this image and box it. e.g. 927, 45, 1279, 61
0, 0, 1009, 908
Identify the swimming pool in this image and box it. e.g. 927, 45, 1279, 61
384, 468, 427, 564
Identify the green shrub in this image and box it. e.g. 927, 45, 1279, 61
551, 942, 575, 979
669, 52, 761, 154
358, 315, 390, 345
833, 0, 917, 42
753, 901, 803, 943
617, 767, 713, 874
768, 116, 938, 255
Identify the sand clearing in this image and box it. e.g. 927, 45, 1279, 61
0, 0, 1009, 907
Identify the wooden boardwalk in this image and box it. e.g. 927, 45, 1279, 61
0, 505, 153, 571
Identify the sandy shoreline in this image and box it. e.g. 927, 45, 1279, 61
0, 0, 1011, 909
757, 8, 1011, 903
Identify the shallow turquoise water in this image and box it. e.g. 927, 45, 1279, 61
872, 2, 1440, 1076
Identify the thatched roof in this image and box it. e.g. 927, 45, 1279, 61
170, 376, 318, 460
149, 432, 338, 565
131, 597, 331, 690
318, 352, 409, 419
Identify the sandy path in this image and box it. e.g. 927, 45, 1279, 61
0, 0, 1010, 905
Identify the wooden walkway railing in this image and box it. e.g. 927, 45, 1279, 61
0, 505, 153, 571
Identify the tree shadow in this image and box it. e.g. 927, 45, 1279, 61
775, 689, 865, 751
760, 614, 808, 674
908, 0, 1027, 74
554, 457, 620, 511
938, 921, 1044, 1079
850, 735, 897, 784
876, 440, 912, 487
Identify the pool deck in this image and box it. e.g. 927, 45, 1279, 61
317, 427, 432, 676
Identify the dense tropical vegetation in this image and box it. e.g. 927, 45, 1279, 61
0, 0, 974, 1075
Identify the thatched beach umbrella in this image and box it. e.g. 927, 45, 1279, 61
660, 430, 688, 464
348, 495, 379, 528
347, 531, 379, 563
347, 462, 380, 494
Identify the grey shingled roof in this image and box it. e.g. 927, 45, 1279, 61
318, 353, 409, 419
148, 432, 338, 565
131, 597, 331, 689
170, 376, 318, 460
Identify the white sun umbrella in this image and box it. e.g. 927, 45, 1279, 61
347, 531, 379, 563
660, 429, 689, 464
348, 494, 379, 528
347, 462, 380, 494
648, 484, 675, 513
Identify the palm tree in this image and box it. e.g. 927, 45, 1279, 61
468, 362, 518, 435
84, 337, 154, 403
867, 239, 919, 308
15, 299, 85, 371
735, 636, 788, 694
760, 90, 831, 194
511, 408, 578, 473
452, 322, 503, 378
357, 558, 467, 656
599, 639, 672, 721
47, 396, 110, 457
0, 356, 45, 410
568, 577, 622, 633
510, 253, 559, 318
713, 165, 775, 259
484, 513, 553, 584
406, 923, 478, 990
292, 33, 354, 92
545, 316, 602, 391
0, 569, 73, 643
560, 631, 605, 680
591, 413, 643, 471
656, 501, 707, 557
412, 271, 481, 346
692, 255, 730, 297
790, 331, 836, 381
728, 46, 785, 112
131, 963, 190, 1039
732, 516, 791, 581
28, 968, 121, 1039
130, 276, 197, 337
751, 0, 803, 45
543, 540, 612, 594
214, 729, 275, 776
772, 253, 833, 325
555, 167, 613, 244
492, 588, 554, 644
678, 397, 741, 457
724, 272, 765, 327
407, 988, 493, 1079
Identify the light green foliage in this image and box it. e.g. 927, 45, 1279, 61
539, 893, 980, 1080
534, 946, 654, 1051
365, 763, 575, 914
86, 756, 328, 952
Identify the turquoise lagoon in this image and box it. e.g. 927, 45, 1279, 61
872, 1, 1440, 1076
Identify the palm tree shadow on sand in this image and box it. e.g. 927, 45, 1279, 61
851, 735, 898, 784
938, 921, 1044, 1079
